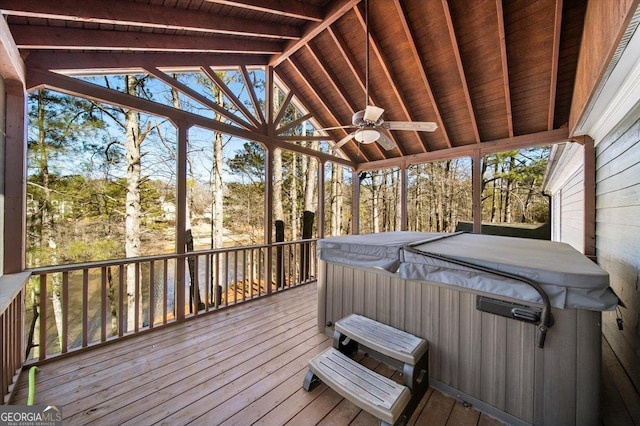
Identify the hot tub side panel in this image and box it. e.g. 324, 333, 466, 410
319, 262, 601, 426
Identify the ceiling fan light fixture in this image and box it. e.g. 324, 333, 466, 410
354, 128, 380, 143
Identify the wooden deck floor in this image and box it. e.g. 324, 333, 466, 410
10, 282, 640, 426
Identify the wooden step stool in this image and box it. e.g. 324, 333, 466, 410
303, 314, 429, 425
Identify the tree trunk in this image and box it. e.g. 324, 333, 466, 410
125, 75, 142, 332
36, 90, 64, 352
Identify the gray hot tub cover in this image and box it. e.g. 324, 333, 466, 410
317, 232, 617, 311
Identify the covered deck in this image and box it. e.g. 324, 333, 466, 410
9, 282, 639, 426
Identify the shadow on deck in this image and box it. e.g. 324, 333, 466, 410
10, 282, 640, 425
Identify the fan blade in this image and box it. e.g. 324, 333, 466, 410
364, 105, 384, 122
376, 131, 396, 151
382, 121, 438, 132
314, 125, 355, 132
331, 132, 356, 150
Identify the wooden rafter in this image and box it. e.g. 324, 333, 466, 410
496, 0, 514, 138
240, 66, 267, 126
276, 112, 312, 135
0, 0, 300, 40
26, 68, 353, 168
202, 0, 324, 22
10, 25, 283, 54
144, 67, 255, 130
441, 0, 480, 144
270, 0, 361, 67
549, 0, 563, 130
354, 4, 420, 156
278, 61, 373, 162
201, 66, 262, 128
273, 90, 296, 130
303, 43, 386, 159
392, 0, 448, 151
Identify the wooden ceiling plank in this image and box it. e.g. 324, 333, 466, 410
270, 0, 361, 67
202, 0, 324, 22
496, 0, 514, 138
303, 43, 388, 159
441, 0, 480, 144
26, 68, 354, 167
327, 27, 367, 99
0, 0, 301, 39
358, 128, 569, 172
240, 65, 267, 125
202, 66, 262, 127
145, 67, 255, 130
355, 4, 422, 155
548, 0, 563, 130
24, 51, 270, 73
11, 25, 283, 54
393, 0, 448, 151
283, 57, 373, 162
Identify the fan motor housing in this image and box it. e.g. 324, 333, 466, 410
352, 110, 382, 127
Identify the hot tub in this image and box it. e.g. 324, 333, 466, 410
317, 232, 617, 426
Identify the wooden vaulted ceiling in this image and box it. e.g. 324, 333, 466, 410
1, 0, 587, 166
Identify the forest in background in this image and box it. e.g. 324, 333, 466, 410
27, 70, 551, 270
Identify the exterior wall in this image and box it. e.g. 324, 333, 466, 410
596, 105, 640, 391
0, 75, 5, 276
544, 142, 586, 252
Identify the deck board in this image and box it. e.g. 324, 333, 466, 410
9, 282, 640, 426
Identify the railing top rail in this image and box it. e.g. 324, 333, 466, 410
27, 239, 318, 275
0, 271, 31, 314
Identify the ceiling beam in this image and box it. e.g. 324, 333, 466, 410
270, 0, 360, 67
0, 0, 300, 40
11, 25, 283, 54
548, 0, 563, 130
23, 51, 270, 74
358, 128, 570, 172
0, 13, 25, 84
26, 68, 354, 168
441, 0, 480, 144
496, 0, 514, 138
202, 0, 324, 22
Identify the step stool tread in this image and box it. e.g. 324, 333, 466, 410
335, 314, 428, 365
309, 347, 411, 425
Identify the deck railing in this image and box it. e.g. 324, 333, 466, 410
0, 272, 29, 404
24, 239, 317, 364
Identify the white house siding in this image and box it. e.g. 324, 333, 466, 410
545, 142, 586, 252
596, 108, 640, 390
0, 75, 5, 275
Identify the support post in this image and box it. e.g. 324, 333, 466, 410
400, 161, 408, 231
175, 123, 188, 321
472, 149, 482, 234
3, 81, 27, 273
351, 169, 360, 235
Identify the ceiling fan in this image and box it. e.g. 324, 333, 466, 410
318, 0, 437, 152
